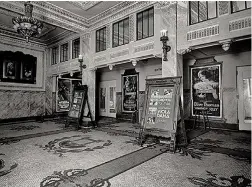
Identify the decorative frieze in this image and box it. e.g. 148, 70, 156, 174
134, 42, 154, 53
229, 17, 251, 32
0, 33, 46, 51
110, 49, 129, 59
67, 1, 101, 11
187, 25, 219, 41
94, 55, 107, 63
218, 1, 229, 16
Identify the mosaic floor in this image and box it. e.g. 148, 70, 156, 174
0, 121, 251, 187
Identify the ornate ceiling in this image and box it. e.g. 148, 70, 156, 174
0, 1, 129, 45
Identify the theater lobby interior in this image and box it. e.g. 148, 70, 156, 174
0, 1, 251, 187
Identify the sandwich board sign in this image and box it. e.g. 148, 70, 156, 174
138, 76, 187, 152
66, 85, 95, 129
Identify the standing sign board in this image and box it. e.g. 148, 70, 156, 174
139, 77, 187, 152
66, 85, 94, 129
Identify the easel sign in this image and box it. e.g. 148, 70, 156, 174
66, 85, 94, 129
139, 76, 187, 152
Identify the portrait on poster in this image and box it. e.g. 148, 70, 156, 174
191, 64, 222, 118
122, 74, 138, 112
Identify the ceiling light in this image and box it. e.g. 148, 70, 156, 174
12, 1, 43, 42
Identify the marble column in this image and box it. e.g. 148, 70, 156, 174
81, 33, 96, 120
155, 2, 185, 77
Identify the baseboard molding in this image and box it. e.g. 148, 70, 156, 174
0, 114, 60, 126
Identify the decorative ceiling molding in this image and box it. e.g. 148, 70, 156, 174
0, 33, 46, 50
68, 1, 101, 11
0, 1, 87, 32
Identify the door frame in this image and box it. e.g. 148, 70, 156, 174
99, 80, 117, 118
237, 65, 251, 130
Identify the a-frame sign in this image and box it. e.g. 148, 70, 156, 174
66, 85, 95, 130
138, 76, 187, 152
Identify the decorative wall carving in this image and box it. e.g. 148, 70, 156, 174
229, 17, 251, 32
94, 55, 107, 63
110, 49, 129, 59
187, 25, 219, 41
177, 48, 191, 55
134, 42, 154, 53
67, 1, 101, 11
218, 1, 229, 16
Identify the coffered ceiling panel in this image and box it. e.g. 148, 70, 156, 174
0, 1, 128, 45
49, 1, 121, 19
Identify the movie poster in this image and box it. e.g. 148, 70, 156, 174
122, 75, 138, 112
191, 64, 221, 118
56, 78, 82, 112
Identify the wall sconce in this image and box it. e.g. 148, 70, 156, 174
108, 64, 113, 70
70, 71, 73, 77
160, 29, 171, 61
78, 54, 86, 69
131, 59, 137, 66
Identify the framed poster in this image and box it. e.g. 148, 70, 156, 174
4, 60, 16, 79
122, 74, 138, 112
190, 63, 222, 118
56, 78, 82, 112
68, 88, 85, 119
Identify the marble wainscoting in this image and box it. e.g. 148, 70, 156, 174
116, 92, 122, 114
45, 76, 54, 115
0, 90, 45, 119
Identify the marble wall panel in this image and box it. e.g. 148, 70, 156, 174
45, 76, 53, 115
116, 93, 122, 114
223, 90, 237, 124
30, 92, 45, 116
0, 90, 46, 119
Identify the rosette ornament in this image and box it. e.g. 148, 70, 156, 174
12, 1, 43, 42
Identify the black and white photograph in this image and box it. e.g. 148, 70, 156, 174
0, 1, 250, 187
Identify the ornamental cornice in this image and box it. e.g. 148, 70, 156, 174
32, 1, 88, 25
0, 33, 46, 51
89, 1, 156, 29
0, 1, 87, 32
177, 48, 192, 55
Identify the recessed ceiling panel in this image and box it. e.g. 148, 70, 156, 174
49, 1, 121, 19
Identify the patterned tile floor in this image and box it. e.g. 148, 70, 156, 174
0, 121, 251, 187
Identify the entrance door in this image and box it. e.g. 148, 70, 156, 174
99, 80, 116, 118
237, 66, 251, 130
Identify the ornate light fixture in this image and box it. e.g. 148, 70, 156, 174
160, 29, 171, 61
12, 1, 43, 42
78, 55, 86, 70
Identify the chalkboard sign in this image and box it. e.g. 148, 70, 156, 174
139, 77, 187, 152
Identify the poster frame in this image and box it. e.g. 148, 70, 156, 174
189, 62, 222, 119
122, 74, 139, 113
139, 76, 185, 151
56, 77, 82, 112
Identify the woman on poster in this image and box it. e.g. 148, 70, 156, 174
194, 69, 219, 101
